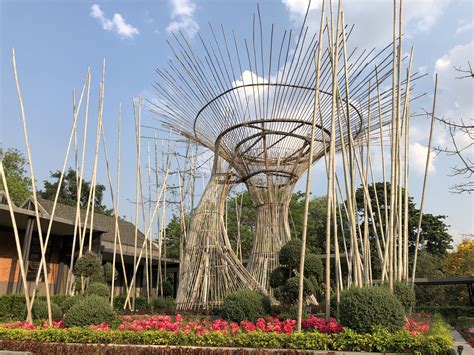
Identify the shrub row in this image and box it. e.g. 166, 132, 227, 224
0, 325, 452, 353
0, 295, 69, 322
417, 305, 474, 324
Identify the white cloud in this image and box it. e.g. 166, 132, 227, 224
456, 19, 474, 35
410, 142, 436, 174
435, 41, 474, 122
166, 0, 199, 39
90, 4, 139, 39
282, 0, 450, 48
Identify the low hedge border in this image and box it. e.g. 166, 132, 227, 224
0, 326, 452, 353
417, 305, 474, 324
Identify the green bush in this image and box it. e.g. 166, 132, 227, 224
0, 295, 26, 322
85, 282, 110, 298
417, 305, 474, 324
102, 263, 117, 284
112, 296, 150, 314
392, 281, 416, 312
269, 266, 289, 288
59, 296, 83, 314
339, 286, 405, 333
454, 316, 474, 327
32, 300, 62, 321
222, 289, 271, 322
276, 276, 314, 304
303, 254, 323, 280
73, 252, 102, 279
278, 239, 302, 269
161, 280, 174, 297
64, 295, 114, 327
150, 297, 174, 313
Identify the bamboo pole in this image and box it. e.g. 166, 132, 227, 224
0, 162, 33, 323
411, 74, 438, 286
296, 0, 326, 331
111, 104, 122, 306
12, 48, 56, 324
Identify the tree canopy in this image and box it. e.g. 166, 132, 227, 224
0, 147, 32, 205
39, 168, 112, 215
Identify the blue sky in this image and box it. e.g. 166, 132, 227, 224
1, 0, 473, 246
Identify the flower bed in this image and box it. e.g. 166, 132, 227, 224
0, 315, 453, 353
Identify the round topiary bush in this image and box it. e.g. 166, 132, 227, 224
269, 266, 289, 288
277, 276, 315, 304
162, 280, 174, 297
339, 286, 405, 333
73, 252, 102, 279
222, 289, 271, 322
279, 239, 302, 269
304, 254, 323, 279
32, 300, 63, 321
103, 262, 118, 284
64, 295, 114, 327
392, 281, 416, 312
60, 295, 83, 314
85, 282, 110, 298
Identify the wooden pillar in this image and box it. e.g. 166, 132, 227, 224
16, 217, 34, 294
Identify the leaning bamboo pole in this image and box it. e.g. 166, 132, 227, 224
0, 161, 33, 323
66, 70, 91, 295
296, 0, 326, 331
28, 69, 89, 312
411, 75, 438, 286
111, 104, 122, 306
12, 48, 53, 325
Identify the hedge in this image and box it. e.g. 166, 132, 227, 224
417, 305, 474, 324
0, 325, 453, 353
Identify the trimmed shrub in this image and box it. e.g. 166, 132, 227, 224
339, 286, 405, 333
32, 300, 62, 321
304, 254, 323, 279
162, 280, 174, 297
392, 281, 416, 312
222, 289, 271, 323
102, 263, 117, 284
73, 252, 102, 279
277, 276, 314, 304
0, 295, 26, 322
269, 266, 288, 289
279, 305, 299, 320
151, 297, 175, 313
59, 296, 83, 314
279, 239, 302, 269
85, 282, 110, 298
417, 305, 474, 324
64, 295, 114, 327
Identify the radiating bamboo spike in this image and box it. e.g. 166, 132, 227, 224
296, 0, 326, 331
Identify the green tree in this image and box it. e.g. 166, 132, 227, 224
0, 147, 32, 205
39, 168, 112, 215
355, 182, 452, 256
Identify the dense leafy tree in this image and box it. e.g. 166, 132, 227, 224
39, 168, 112, 215
0, 147, 32, 205
444, 239, 474, 276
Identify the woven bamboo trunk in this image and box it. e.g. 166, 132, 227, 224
176, 156, 263, 310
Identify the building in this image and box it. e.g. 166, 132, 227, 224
0, 193, 179, 297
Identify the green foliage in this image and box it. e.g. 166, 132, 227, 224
269, 266, 288, 288
417, 305, 474, 324
0, 147, 32, 205
112, 296, 150, 314
102, 263, 117, 284
234, 331, 286, 348
73, 252, 102, 279
454, 316, 474, 327
303, 253, 323, 279
222, 289, 271, 322
276, 276, 314, 304
279, 239, 302, 270
287, 332, 329, 350
32, 300, 62, 321
392, 281, 416, 312
161, 280, 174, 297
278, 304, 300, 321
0, 295, 26, 322
59, 296, 83, 314
64, 295, 114, 327
85, 282, 110, 298
150, 297, 174, 313
39, 168, 112, 215
339, 286, 405, 333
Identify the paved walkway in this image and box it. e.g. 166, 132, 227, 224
453, 329, 474, 355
